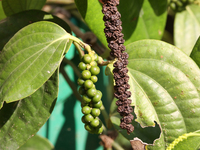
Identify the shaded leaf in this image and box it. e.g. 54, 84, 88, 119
148, 0, 168, 15
0, 10, 71, 51
166, 130, 200, 150
109, 40, 200, 149
190, 36, 200, 68
2, 0, 46, 16
174, 4, 200, 55
75, 0, 167, 47
0, 69, 58, 150
0, 21, 72, 108
18, 135, 54, 150
0, 2, 6, 21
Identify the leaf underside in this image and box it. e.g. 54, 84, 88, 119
0, 21, 72, 108
0, 69, 59, 150
174, 4, 200, 56
109, 40, 200, 149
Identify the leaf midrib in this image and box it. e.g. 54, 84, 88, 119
0, 34, 69, 101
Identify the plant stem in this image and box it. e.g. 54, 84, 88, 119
98, 60, 113, 66
73, 41, 85, 59
62, 58, 81, 77
101, 105, 112, 129
112, 140, 124, 150
60, 65, 82, 102
70, 36, 92, 53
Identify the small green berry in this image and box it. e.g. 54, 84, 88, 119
90, 118, 100, 127
82, 70, 91, 80
95, 126, 103, 134
84, 80, 94, 89
92, 93, 102, 103
84, 124, 94, 132
93, 101, 102, 108
82, 54, 92, 64
82, 94, 92, 103
78, 62, 87, 71
84, 114, 94, 122
90, 66, 100, 75
91, 108, 101, 117
77, 78, 85, 86
87, 88, 97, 97
82, 106, 91, 114
90, 76, 98, 83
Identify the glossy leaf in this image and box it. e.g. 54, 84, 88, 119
0, 69, 58, 150
0, 21, 72, 108
0, 2, 6, 21
109, 40, 200, 149
18, 135, 54, 150
190, 36, 200, 68
166, 130, 200, 150
174, 4, 200, 56
0, 10, 71, 51
75, 0, 167, 47
2, 0, 46, 16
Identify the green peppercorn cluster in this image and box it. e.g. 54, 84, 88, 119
169, 0, 194, 12
77, 53, 103, 134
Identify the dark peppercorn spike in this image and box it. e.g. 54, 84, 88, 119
102, 0, 134, 134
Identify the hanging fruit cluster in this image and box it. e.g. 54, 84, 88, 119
78, 53, 103, 134
101, 0, 134, 134
169, 0, 194, 12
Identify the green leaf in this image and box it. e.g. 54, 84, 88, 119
148, 0, 168, 15
174, 4, 200, 56
0, 2, 6, 21
109, 40, 200, 149
0, 21, 72, 108
18, 135, 54, 150
110, 98, 161, 145
166, 130, 200, 150
75, 0, 167, 47
0, 69, 58, 150
190, 36, 200, 68
2, 0, 46, 16
0, 10, 71, 51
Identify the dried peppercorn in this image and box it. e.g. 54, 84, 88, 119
102, 0, 134, 134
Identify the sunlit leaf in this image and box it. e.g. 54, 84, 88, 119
109, 40, 200, 149
0, 21, 72, 108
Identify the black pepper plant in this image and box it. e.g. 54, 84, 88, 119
1, 0, 200, 150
